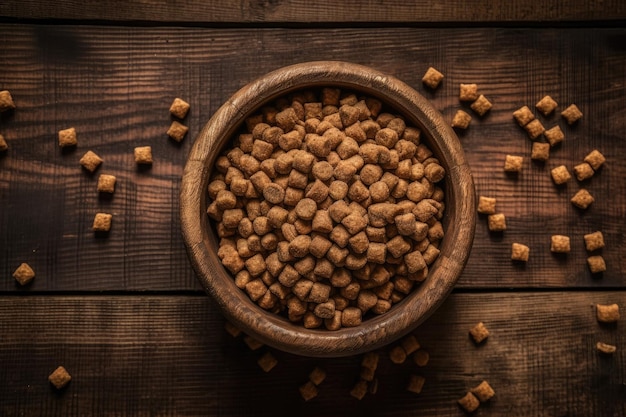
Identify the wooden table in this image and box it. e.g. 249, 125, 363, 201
1, 2, 625, 416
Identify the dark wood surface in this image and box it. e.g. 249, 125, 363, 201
0, 3, 625, 415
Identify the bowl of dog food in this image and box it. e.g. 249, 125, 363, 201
180, 61, 475, 357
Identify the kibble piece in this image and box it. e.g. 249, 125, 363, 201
0, 90, 16, 112
389, 345, 407, 364
295, 198, 318, 220
583, 231, 604, 252
93, 213, 113, 232
97, 174, 117, 194
587, 256, 606, 274
58, 127, 78, 148
299, 380, 318, 401
573, 162, 594, 181
459, 83, 478, 102
470, 95, 492, 117
12, 263, 35, 286
308, 366, 326, 386
413, 349, 429, 366
511, 243, 530, 262
169, 97, 190, 119
471, 380, 495, 402
544, 125, 565, 147
550, 165, 571, 185
477, 196, 496, 215
458, 392, 480, 413
524, 119, 545, 140
531, 142, 550, 162
561, 104, 583, 124
422, 67, 444, 89
513, 105, 535, 127
134, 146, 153, 165
167, 120, 189, 142
596, 303, 620, 323
48, 366, 71, 389
350, 379, 369, 400
257, 351, 278, 372
535, 95, 558, 116
80, 150, 103, 172
596, 342, 617, 354
487, 213, 506, 232
0, 134, 7, 151
504, 155, 523, 172
401, 335, 420, 355
406, 374, 426, 395
469, 322, 489, 344
224, 321, 242, 338
571, 189, 594, 210
341, 306, 362, 327
550, 235, 570, 253
451, 110, 471, 129
583, 149, 606, 171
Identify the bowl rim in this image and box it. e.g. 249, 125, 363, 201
181, 60, 475, 357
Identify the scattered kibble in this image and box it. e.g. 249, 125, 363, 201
299, 380, 318, 401
459, 84, 479, 102
92, 213, 112, 232
406, 374, 426, 394
224, 321, 242, 338
58, 127, 77, 148
243, 335, 264, 351
550, 165, 571, 185
413, 349, 429, 367
167, 120, 189, 142
513, 105, 535, 127
12, 262, 35, 286
469, 322, 490, 344
561, 104, 583, 124
596, 303, 620, 323
169, 97, 190, 119
583, 231, 604, 252
470, 95, 492, 117
583, 149, 605, 171
257, 351, 278, 372
571, 188, 594, 210
544, 125, 564, 147
97, 174, 117, 194
451, 110, 472, 129
308, 366, 326, 386
511, 243, 530, 262
524, 119, 545, 140
531, 142, 550, 162
587, 255, 606, 274
400, 334, 420, 355
596, 342, 617, 354
550, 235, 570, 253
79, 150, 103, 173
48, 366, 71, 389
504, 155, 523, 172
457, 392, 480, 413
134, 146, 153, 165
535, 95, 558, 116
477, 196, 496, 215
422, 67, 444, 89
471, 380, 495, 402
0, 90, 16, 112
573, 162, 594, 181
487, 213, 506, 232
389, 345, 407, 364
350, 379, 369, 400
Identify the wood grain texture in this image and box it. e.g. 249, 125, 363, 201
1, 25, 625, 292
0, 293, 623, 416
1, 0, 626, 23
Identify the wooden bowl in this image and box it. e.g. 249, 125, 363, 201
181, 61, 475, 357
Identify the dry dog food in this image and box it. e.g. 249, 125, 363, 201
487, 213, 506, 232
587, 256, 606, 274
504, 155, 523, 172
299, 366, 327, 401
471, 380, 495, 402
470, 95, 492, 117
583, 149, 605, 171
134, 146, 153, 164
360, 351, 380, 382
257, 351, 278, 372
58, 127, 78, 148
550, 165, 571, 185
550, 235, 570, 253
0, 134, 7, 151
12, 262, 35, 286
167, 121, 189, 142
573, 162, 594, 181
535, 95, 558, 116
459, 84, 479, 102
97, 174, 117, 194
169, 97, 190, 119
524, 119, 545, 140
469, 322, 489, 344
596, 303, 620, 323
583, 231, 604, 252
531, 142, 550, 162
561, 104, 583, 124
224, 321, 242, 338
0, 90, 15, 112
513, 105, 535, 127
451, 110, 471, 129
477, 196, 496, 215
80, 150, 103, 173
596, 342, 617, 354
350, 379, 369, 400
457, 392, 480, 413
571, 189, 594, 210
422, 67, 444, 89
48, 366, 71, 389
413, 349, 429, 367
511, 243, 530, 262
544, 125, 564, 147
207, 88, 447, 330
92, 213, 112, 232
406, 374, 426, 394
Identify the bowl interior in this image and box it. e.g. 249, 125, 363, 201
181, 61, 475, 357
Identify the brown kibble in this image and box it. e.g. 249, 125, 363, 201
550, 165, 571, 185
583, 149, 606, 171
477, 196, 496, 215
169, 97, 190, 119
424, 162, 445, 183
401, 335, 421, 355
583, 231, 604, 252
531, 142, 550, 162
413, 349, 429, 367
308, 366, 327, 386
459, 83, 478, 102
451, 110, 471, 129
596, 342, 617, 354
328, 181, 349, 200
544, 125, 565, 147
511, 243, 530, 262
571, 188, 594, 210
222, 209, 244, 229
422, 67, 444, 89
587, 255, 606, 274
0, 90, 16, 112
550, 235, 570, 253
406, 374, 425, 395
48, 366, 71, 389
12, 263, 35, 286
257, 351, 278, 373
350, 379, 369, 400
504, 155, 523, 172
262, 183, 285, 205
471, 380, 495, 402
513, 105, 535, 127
244, 278, 267, 301
487, 213, 506, 232
93, 212, 112, 232
458, 392, 480, 413
357, 290, 378, 313
167, 120, 189, 142
224, 321, 242, 338
341, 212, 368, 235
375, 127, 399, 149
596, 303, 620, 323
470, 94, 492, 117
524, 118, 545, 140
561, 104, 583, 124
341, 306, 362, 327
314, 300, 336, 319
299, 380, 318, 401
295, 198, 318, 220
536, 95, 558, 116
58, 127, 78, 148
389, 345, 407, 364
573, 162, 594, 181
97, 174, 117, 194
469, 322, 489, 344
80, 150, 103, 172
134, 146, 153, 165
361, 351, 380, 371
404, 250, 426, 273
215, 189, 237, 210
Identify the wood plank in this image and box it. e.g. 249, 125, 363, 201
0, 293, 624, 416
0, 25, 625, 291
1, 0, 626, 23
